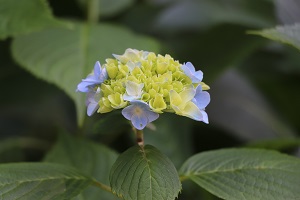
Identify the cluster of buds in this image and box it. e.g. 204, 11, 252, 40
77, 48, 210, 130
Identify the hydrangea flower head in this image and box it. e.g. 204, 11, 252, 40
77, 48, 210, 130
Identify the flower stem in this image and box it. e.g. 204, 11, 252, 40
136, 129, 144, 146
87, 0, 100, 23
179, 175, 188, 182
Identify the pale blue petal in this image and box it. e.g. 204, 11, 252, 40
194, 91, 210, 109
77, 62, 108, 93
131, 113, 148, 130
83, 75, 99, 82
195, 84, 203, 92
94, 61, 101, 77
194, 70, 203, 82
130, 100, 149, 109
181, 62, 203, 83
122, 105, 134, 120
145, 110, 159, 123
181, 64, 192, 77
122, 100, 159, 130
200, 110, 209, 124
99, 67, 108, 82
85, 89, 101, 116
185, 62, 196, 73
77, 81, 92, 92
193, 85, 210, 109
87, 102, 99, 116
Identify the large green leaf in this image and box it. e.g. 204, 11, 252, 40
0, 0, 67, 40
155, 0, 275, 32
249, 23, 300, 51
44, 133, 119, 200
0, 162, 93, 199
179, 148, 300, 200
109, 145, 181, 200
11, 22, 160, 125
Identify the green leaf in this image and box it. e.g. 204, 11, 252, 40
246, 138, 300, 151
179, 148, 300, 200
249, 23, 300, 51
44, 133, 119, 200
0, 0, 68, 40
155, 0, 275, 32
11, 22, 160, 126
0, 162, 93, 199
109, 145, 181, 200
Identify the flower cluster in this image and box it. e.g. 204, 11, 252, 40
77, 48, 210, 130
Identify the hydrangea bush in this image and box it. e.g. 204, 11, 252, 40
77, 48, 210, 130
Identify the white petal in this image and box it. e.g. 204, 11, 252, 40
183, 101, 203, 121
179, 88, 196, 104
123, 92, 136, 101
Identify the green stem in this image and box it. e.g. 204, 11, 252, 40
87, 0, 100, 23
136, 129, 144, 146
179, 175, 188, 182
93, 180, 124, 199
92, 180, 112, 193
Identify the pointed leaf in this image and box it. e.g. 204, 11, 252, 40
11, 22, 160, 125
179, 148, 300, 200
0, 0, 68, 40
249, 23, 300, 51
44, 133, 119, 200
109, 145, 181, 200
0, 162, 93, 199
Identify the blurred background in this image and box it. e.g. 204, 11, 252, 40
1, 0, 300, 199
